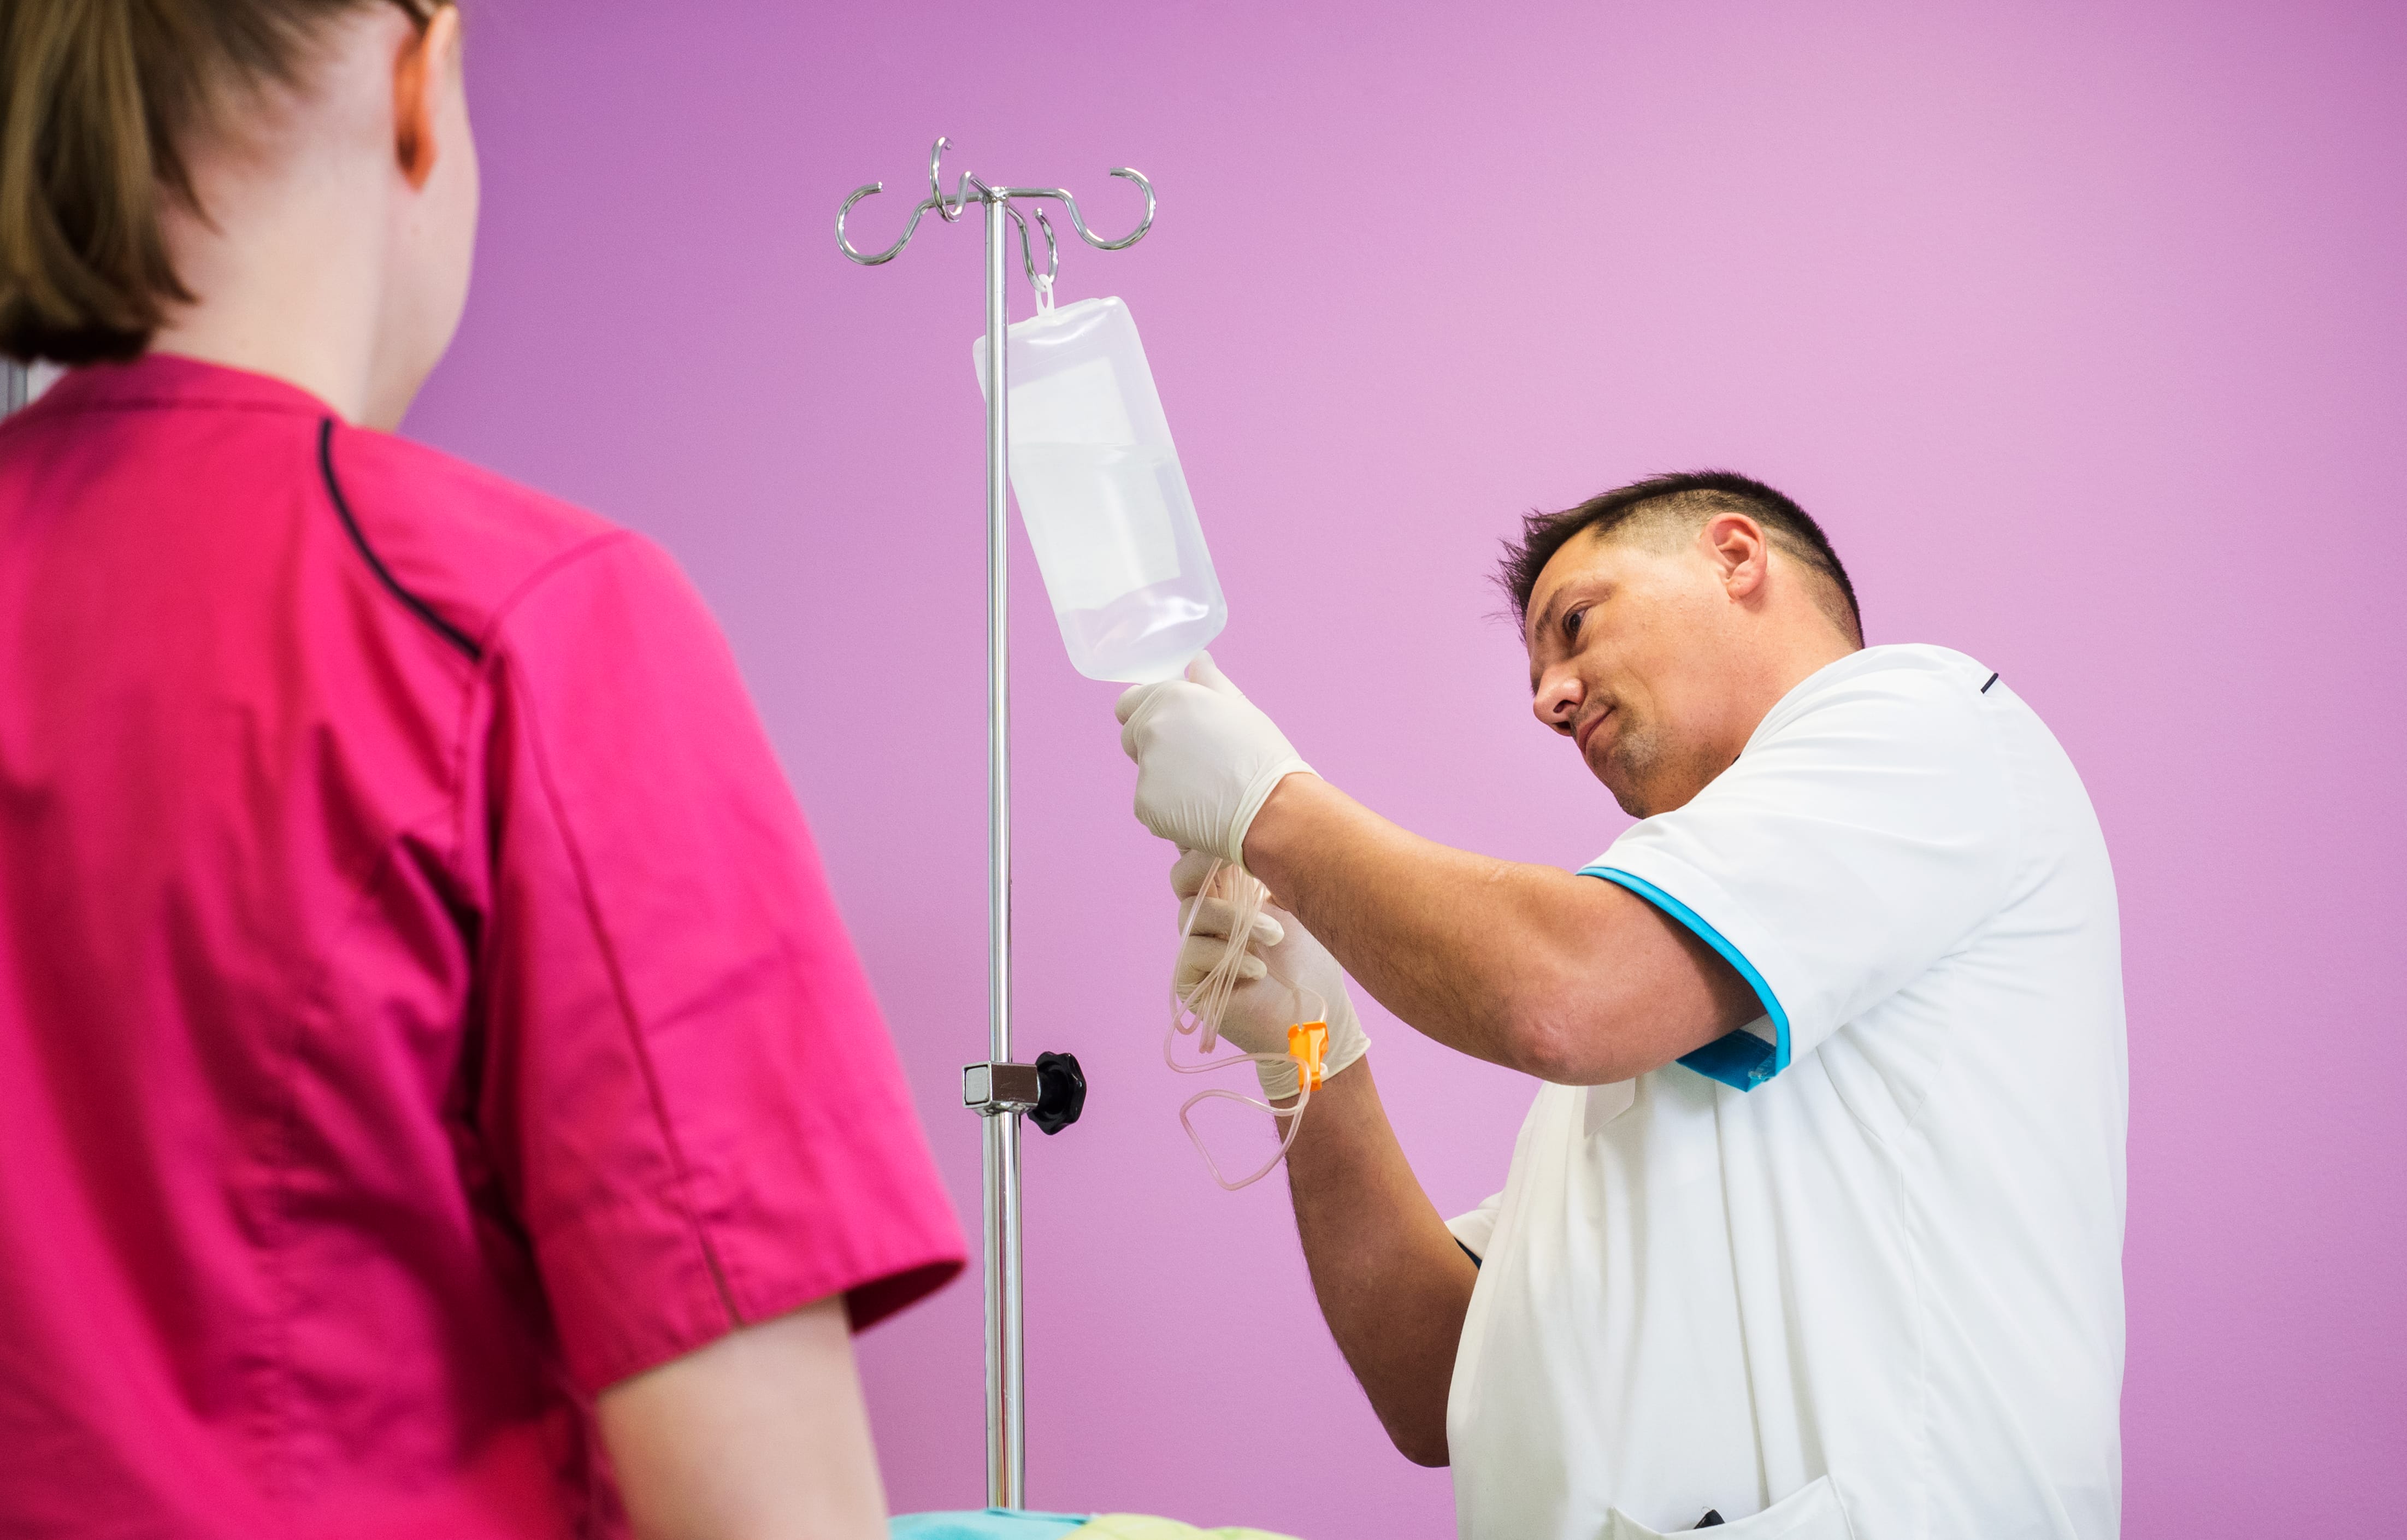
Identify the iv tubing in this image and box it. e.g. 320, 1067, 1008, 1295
1166, 859, 1323, 1190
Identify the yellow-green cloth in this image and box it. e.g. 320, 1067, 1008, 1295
889, 1510, 1302, 1540
1081, 1517, 1303, 1540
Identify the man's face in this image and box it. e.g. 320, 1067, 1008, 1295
1524, 523, 1751, 818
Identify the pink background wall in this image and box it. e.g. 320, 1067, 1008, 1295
405, 2, 2405, 1533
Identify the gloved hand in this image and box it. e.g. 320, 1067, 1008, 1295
1170, 848, 1368, 1101
1116, 652, 1313, 868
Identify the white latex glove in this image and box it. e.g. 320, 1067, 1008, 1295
1116, 652, 1313, 868
1170, 848, 1368, 1101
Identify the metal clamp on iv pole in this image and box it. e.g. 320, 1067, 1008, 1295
835, 138, 1153, 1512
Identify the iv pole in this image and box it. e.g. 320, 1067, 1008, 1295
836, 138, 1154, 1511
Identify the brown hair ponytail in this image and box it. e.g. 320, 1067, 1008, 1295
0, 0, 442, 365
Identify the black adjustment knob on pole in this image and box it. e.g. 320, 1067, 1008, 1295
1030, 1052, 1086, 1135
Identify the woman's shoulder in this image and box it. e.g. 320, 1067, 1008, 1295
328, 423, 618, 559
321, 421, 664, 653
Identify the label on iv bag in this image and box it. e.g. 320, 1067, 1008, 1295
1007, 444, 1182, 610
1010, 357, 1136, 445
1008, 357, 1181, 610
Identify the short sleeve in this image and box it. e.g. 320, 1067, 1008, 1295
471, 534, 965, 1394
1447, 1192, 1506, 1261
1585, 652, 2016, 1091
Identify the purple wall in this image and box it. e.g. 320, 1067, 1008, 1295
406, 3, 2405, 1533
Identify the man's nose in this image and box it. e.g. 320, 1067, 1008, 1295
1534, 670, 1582, 731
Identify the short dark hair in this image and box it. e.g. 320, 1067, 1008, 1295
1497, 469, 1862, 645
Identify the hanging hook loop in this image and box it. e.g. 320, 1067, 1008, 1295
835, 180, 928, 265
1084, 167, 1158, 250
1007, 204, 1061, 312
930, 135, 969, 224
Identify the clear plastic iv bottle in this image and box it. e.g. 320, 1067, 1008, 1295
974, 297, 1226, 683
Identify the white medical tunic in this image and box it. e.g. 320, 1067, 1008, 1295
1446, 645, 2126, 1540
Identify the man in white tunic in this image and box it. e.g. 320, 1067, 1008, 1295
1114, 472, 2126, 1539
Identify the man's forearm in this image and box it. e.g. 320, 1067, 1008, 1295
1285, 1057, 1477, 1466
1243, 773, 1750, 1082
1242, 775, 1583, 1068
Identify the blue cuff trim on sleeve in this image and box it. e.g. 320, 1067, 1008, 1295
1580, 865, 1791, 1091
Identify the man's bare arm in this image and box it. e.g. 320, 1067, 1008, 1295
1244, 774, 1760, 1084
597, 1295, 887, 1540
1285, 1057, 1479, 1466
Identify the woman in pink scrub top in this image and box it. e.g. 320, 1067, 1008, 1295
0, 4, 965, 1537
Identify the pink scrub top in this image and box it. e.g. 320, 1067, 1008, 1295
0, 355, 967, 1537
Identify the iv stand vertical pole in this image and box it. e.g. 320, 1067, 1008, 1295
836, 143, 1153, 1512
978, 189, 1027, 1512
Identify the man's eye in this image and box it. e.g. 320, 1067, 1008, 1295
1564, 607, 1586, 640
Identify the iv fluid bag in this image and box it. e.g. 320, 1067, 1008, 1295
974, 297, 1226, 683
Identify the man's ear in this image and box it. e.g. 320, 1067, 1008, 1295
393, 7, 462, 191
1703, 512, 1771, 601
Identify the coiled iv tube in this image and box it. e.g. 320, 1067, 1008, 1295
1165, 858, 1323, 1190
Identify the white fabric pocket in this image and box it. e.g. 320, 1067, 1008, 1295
1604, 1475, 1855, 1540
1582, 1079, 1637, 1137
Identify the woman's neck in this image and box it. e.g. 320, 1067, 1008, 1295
150, 147, 393, 426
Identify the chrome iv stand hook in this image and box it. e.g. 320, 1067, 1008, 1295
1008, 205, 1059, 309
836, 136, 986, 264
992, 168, 1155, 252
836, 137, 1155, 267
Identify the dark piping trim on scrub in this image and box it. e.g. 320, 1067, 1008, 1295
317, 418, 482, 662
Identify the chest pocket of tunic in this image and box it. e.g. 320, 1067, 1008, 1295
1605, 1474, 1857, 1540
1582, 1079, 1637, 1138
